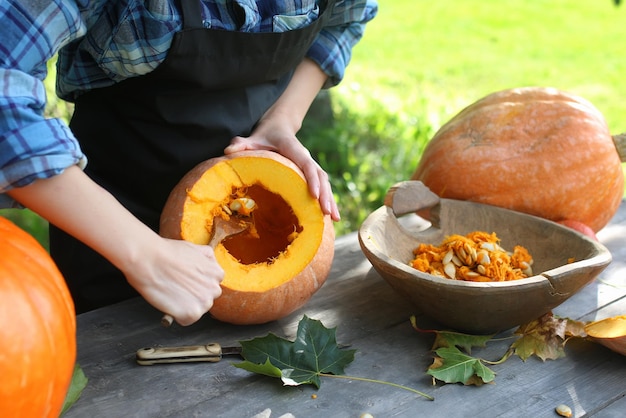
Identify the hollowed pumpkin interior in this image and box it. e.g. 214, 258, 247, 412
221, 185, 302, 265
179, 156, 324, 292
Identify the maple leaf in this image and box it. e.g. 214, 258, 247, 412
233, 315, 356, 388
410, 315, 498, 386
431, 330, 494, 354
233, 316, 434, 400
427, 347, 495, 385
410, 315, 494, 354
511, 312, 587, 361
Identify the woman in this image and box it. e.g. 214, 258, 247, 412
0, 0, 377, 325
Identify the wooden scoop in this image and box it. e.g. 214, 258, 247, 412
161, 216, 251, 327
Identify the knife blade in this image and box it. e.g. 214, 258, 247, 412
136, 343, 242, 365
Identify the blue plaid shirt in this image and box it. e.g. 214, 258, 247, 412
0, 0, 377, 208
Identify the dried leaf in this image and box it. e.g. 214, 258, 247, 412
512, 312, 586, 361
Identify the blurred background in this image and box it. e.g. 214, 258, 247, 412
3, 0, 625, 248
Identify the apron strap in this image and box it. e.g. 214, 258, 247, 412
180, 0, 204, 29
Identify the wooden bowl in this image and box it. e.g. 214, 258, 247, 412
358, 181, 612, 334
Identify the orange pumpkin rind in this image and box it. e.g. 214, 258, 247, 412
413, 87, 625, 232
0, 217, 76, 417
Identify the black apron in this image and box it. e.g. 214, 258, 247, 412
50, 0, 334, 313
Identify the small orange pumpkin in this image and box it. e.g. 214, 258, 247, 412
160, 150, 335, 325
0, 217, 76, 417
412, 87, 625, 232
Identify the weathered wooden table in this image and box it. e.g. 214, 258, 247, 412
66, 202, 626, 418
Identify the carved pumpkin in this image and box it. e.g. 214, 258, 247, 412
0, 217, 76, 417
413, 87, 625, 232
160, 150, 335, 325
585, 315, 626, 356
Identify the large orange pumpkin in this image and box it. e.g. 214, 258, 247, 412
413, 87, 625, 232
0, 217, 76, 417
160, 150, 335, 325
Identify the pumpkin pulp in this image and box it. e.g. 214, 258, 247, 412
221, 185, 301, 265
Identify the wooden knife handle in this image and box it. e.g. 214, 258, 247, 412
136, 343, 222, 365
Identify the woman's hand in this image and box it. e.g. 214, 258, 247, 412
224, 58, 341, 222
122, 237, 224, 326
225, 118, 340, 222
9, 165, 224, 325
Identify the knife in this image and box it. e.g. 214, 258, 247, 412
136, 343, 243, 365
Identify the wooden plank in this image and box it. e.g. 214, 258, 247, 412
587, 393, 626, 418
65, 202, 626, 418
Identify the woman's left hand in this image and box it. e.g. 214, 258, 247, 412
225, 116, 340, 222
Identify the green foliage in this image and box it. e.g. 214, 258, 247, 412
234, 315, 357, 388
428, 346, 496, 385
0, 209, 49, 250
44, 56, 74, 124
234, 315, 434, 400
61, 364, 88, 416
431, 329, 494, 355
348, 0, 626, 133
300, 95, 433, 236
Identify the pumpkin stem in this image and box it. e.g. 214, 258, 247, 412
613, 133, 626, 162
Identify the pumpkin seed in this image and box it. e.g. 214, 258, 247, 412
455, 245, 467, 263
520, 261, 533, 276
555, 404, 572, 417
229, 197, 257, 214
477, 250, 491, 266
444, 262, 456, 279
465, 243, 477, 264
461, 270, 480, 279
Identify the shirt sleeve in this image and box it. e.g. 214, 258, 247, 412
307, 0, 378, 88
0, 1, 87, 208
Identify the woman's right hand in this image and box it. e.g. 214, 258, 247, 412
8, 165, 223, 325
122, 237, 224, 326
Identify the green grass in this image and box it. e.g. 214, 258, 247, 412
341, 0, 626, 132
4, 0, 626, 241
